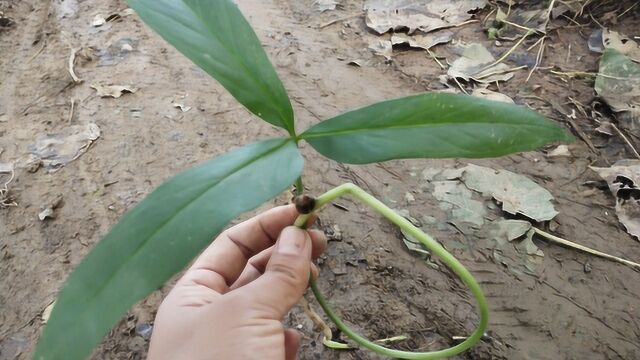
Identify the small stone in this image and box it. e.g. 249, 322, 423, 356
583, 262, 592, 273
404, 192, 415, 203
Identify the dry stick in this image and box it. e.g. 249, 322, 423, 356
482, 31, 532, 73
67, 47, 82, 83
67, 98, 76, 123
525, 36, 546, 83
426, 48, 446, 69
618, 1, 639, 19
318, 12, 364, 29
533, 227, 640, 270
542, 0, 557, 30
610, 123, 640, 159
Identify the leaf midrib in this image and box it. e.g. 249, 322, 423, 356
300, 120, 559, 139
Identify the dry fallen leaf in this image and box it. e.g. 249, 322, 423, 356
460, 164, 559, 222
368, 39, 393, 60
448, 43, 514, 83
364, 0, 486, 35
390, 30, 453, 51
91, 84, 138, 98
591, 160, 640, 240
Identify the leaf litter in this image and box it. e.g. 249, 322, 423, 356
28, 123, 101, 172
91, 84, 138, 98
448, 43, 514, 83
594, 30, 640, 130
591, 160, 640, 240
363, 0, 486, 35
460, 164, 558, 222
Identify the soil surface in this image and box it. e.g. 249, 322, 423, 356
1, 0, 639, 359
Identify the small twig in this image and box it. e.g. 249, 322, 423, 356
452, 76, 469, 95
475, 65, 527, 80
484, 31, 533, 71
526, 37, 546, 83
67, 47, 82, 83
425, 48, 446, 69
27, 39, 47, 64
542, 0, 557, 30
618, 2, 639, 18
67, 98, 76, 123
454, 19, 479, 28
533, 227, 640, 270
299, 296, 350, 349
0, 169, 17, 208
318, 12, 363, 29
610, 123, 640, 159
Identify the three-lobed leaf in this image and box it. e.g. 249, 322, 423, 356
34, 139, 303, 360
128, 0, 295, 134
301, 92, 574, 164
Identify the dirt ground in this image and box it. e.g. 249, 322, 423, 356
1, 0, 639, 359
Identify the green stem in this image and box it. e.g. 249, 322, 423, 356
295, 177, 304, 196
295, 183, 489, 359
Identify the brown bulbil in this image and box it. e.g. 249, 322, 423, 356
294, 195, 316, 214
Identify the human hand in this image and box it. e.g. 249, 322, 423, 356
148, 205, 327, 360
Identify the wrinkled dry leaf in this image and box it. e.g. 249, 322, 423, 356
364, 0, 485, 34
91, 84, 138, 98
432, 180, 486, 227
448, 43, 513, 83
591, 160, 640, 240
595, 45, 640, 129
390, 30, 453, 51
28, 123, 101, 171
461, 164, 558, 222
471, 88, 514, 103
603, 29, 640, 63
497, 7, 547, 38
490, 219, 543, 274
368, 39, 393, 60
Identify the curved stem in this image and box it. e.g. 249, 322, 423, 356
296, 183, 489, 359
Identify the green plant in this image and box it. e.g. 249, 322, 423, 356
34, 1, 572, 359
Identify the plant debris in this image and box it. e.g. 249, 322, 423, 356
460, 164, 558, 222
595, 30, 640, 130
368, 39, 393, 60
38, 195, 63, 221
432, 180, 486, 227
28, 123, 101, 172
41, 301, 56, 324
315, 0, 338, 12
471, 88, 514, 103
390, 30, 453, 51
91, 84, 138, 98
591, 160, 640, 240
489, 219, 543, 274
363, 0, 485, 35
448, 43, 514, 83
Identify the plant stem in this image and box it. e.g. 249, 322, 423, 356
295, 176, 304, 196
295, 183, 489, 359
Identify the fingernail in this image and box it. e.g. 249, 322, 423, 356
277, 227, 307, 255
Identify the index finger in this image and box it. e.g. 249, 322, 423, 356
178, 204, 304, 293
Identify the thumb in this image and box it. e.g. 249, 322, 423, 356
238, 226, 312, 319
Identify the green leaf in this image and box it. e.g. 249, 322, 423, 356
34, 139, 303, 360
300, 92, 573, 164
128, 0, 295, 134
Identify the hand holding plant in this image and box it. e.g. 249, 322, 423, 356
148, 205, 326, 360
